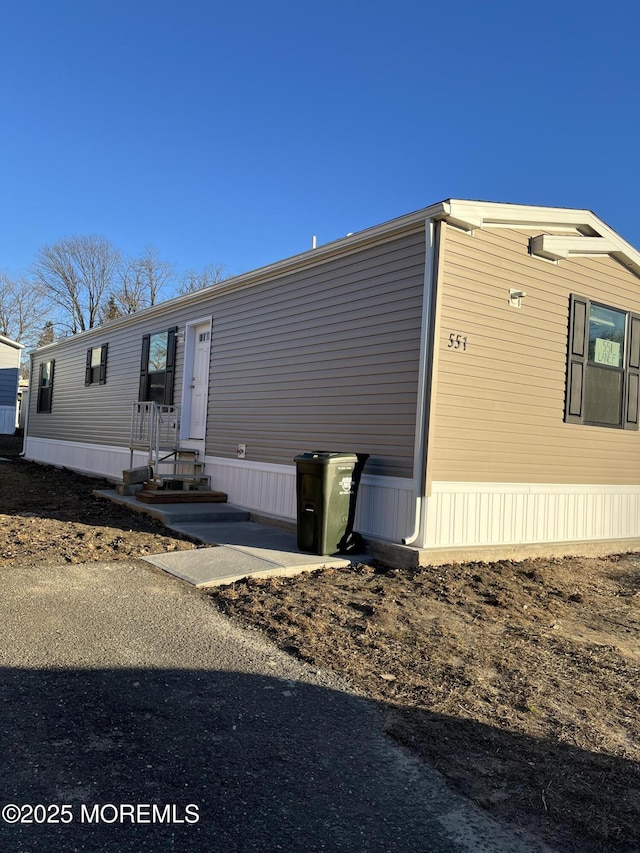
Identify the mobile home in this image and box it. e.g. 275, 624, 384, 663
24, 200, 640, 560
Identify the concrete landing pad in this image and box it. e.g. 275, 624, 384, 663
95, 489, 367, 587
142, 535, 365, 587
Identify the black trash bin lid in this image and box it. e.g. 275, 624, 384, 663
294, 451, 359, 463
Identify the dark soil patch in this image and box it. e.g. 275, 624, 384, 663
0, 434, 198, 567
208, 558, 640, 852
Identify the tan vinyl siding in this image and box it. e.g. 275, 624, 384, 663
430, 223, 640, 485
205, 230, 425, 477
28, 228, 426, 479
29, 329, 159, 446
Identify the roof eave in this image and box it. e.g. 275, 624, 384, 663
31, 198, 640, 355
0, 334, 25, 350
439, 200, 640, 279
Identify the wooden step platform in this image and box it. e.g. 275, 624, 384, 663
136, 490, 228, 504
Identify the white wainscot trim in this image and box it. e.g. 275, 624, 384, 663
21, 439, 415, 543
425, 481, 640, 547
23, 437, 148, 480
0, 405, 17, 435
205, 456, 415, 542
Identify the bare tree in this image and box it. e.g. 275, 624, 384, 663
31, 236, 121, 334
0, 272, 48, 348
112, 246, 175, 315
177, 263, 228, 296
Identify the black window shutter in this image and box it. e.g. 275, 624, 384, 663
47, 361, 55, 413
36, 361, 54, 413
37, 362, 44, 413
99, 343, 108, 385
139, 335, 150, 401
85, 349, 92, 386
565, 295, 589, 424
163, 327, 178, 405
624, 314, 640, 430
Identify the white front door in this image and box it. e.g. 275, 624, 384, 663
189, 323, 211, 440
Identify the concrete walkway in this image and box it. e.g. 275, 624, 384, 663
95, 490, 369, 587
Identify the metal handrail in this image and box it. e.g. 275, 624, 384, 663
130, 402, 181, 469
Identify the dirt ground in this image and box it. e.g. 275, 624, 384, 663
0, 435, 198, 568
1, 435, 639, 851
209, 565, 640, 848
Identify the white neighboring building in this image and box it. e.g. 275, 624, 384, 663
0, 334, 24, 434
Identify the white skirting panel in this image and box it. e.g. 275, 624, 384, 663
205, 456, 415, 542
206, 457, 297, 519
23, 437, 147, 480
0, 405, 16, 435
355, 474, 415, 542
424, 481, 640, 548
21, 438, 415, 543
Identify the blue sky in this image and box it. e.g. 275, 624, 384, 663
1, 0, 639, 287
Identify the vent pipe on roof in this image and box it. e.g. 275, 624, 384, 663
311, 235, 317, 249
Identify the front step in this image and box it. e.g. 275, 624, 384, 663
136, 489, 228, 504
151, 476, 211, 491
94, 488, 250, 526
153, 452, 212, 491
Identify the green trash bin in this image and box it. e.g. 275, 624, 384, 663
294, 451, 368, 556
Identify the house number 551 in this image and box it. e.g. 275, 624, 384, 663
448, 333, 467, 350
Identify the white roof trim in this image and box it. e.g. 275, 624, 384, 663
530, 235, 618, 261
0, 334, 24, 350
440, 199, 598, 230
31, 198, 640, 354
437, 200, 640, 278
